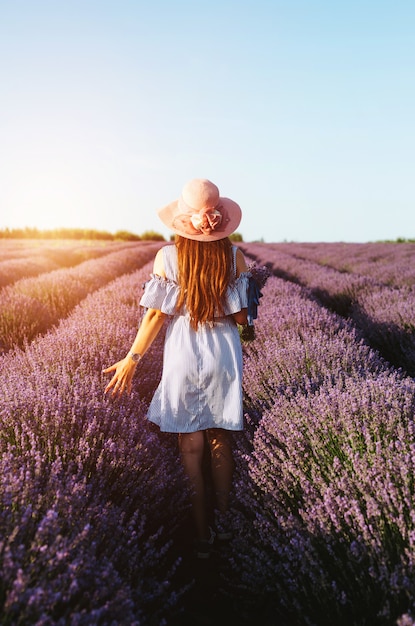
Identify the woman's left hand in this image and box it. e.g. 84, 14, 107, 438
102, 357, 137, 396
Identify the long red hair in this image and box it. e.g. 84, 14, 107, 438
175, 236, 233, 330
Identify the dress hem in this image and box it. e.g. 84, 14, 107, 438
148, 419, 245, 434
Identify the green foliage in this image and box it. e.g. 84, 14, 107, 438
0, 227, 165, 241
0, 227, 114, 240
114, 230, 141, 241
378, 237, 415, 243
139, 230, 166, 241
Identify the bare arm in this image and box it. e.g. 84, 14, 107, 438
235, 247, 248, 277
103, 307, 167, 396
103, 248, 167, 396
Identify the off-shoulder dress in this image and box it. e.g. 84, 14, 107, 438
139, 244, 249, 433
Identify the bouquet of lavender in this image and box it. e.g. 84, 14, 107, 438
240, 263, 271, 341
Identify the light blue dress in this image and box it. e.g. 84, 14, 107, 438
139, 244, 249, 433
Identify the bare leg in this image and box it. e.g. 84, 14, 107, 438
178, 431, 209, 540
206, 428, 234, 513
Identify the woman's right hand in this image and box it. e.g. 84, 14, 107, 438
102, 357, 137, 397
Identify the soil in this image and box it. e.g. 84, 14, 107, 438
165, 515, 275, 626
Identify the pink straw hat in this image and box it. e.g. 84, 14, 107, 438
157, 178, 242, 242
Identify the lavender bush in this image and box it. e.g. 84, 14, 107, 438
0, 240, 139, 288
272, 241, 415, 288
240, 242, 374, 316
0, 242, 161, 352
0, 255, 61, 287
0, 261, 189, 624
350, 284, 415, 376
240, 276, 386, 418
241, 243, 415, 376
232, 373, 415, 625
2, 241, 415, 624
228, 273, 415, 625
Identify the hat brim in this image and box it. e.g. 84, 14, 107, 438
157, 196, 242, 242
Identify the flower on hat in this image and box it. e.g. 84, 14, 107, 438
190, 208, 223, 235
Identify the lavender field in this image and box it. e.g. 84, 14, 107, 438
1, 240, 415, 625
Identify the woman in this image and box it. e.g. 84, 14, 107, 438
103, 178, 249, 558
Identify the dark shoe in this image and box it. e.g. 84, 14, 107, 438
194, 527, 216, 559
214, 510, 233, 541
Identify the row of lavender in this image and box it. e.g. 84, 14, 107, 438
2, 242, 414, 623
0, 260, 189, 625
0, 240, 136, 288
272, 241, 415, 288
0, 242, 161, 352
240, 242, 415, 376
230, 274, 415, 625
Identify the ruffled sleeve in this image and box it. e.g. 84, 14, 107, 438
140, 270, 253, 318
222, 271, 250, 315
139, 274, 181, 315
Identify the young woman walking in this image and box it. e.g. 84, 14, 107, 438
103, 178, 249, 558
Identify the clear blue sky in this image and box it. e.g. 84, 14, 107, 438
0, 0, 414, 242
